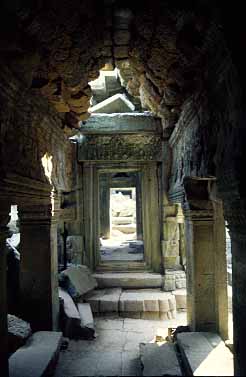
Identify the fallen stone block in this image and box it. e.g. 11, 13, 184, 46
59, 288, 81, 338
8, 314, 32, 355
9, 331, 62, 377
60, 265, 98, 299
140, 342, 182, 376
177, 332, 234, 376
77, 303, 95, 339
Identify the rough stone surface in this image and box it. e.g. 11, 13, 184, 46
61, 265, 98, 299
84, 288, 122, 313
80, 113, 162, 134
140, 342, 182, 376
54, 313, 187, 376
8, 315, 32, 355
93, 273, 163, 289
59, 288, 81, 338
120, 290, 176, 319
177, 332, 234, 376
9, 331, 62, 377
172, 289, 187, 310
77, 303, 95, 339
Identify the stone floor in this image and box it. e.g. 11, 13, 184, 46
54, 312, 187, 377
100, 238, 144, 262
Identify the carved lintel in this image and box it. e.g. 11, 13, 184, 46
19, 204, 53, 225
183, 208, 214, 222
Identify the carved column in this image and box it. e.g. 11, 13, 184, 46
0, 202, 10, 377
19, 203, 59, 331
183, 178, 228, 335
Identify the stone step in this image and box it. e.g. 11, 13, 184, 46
140, 342, 182, 376
84, 288, 176, 320
172, 289, 187, 310
9, 331, 62, 377
177, 332, 234, 376
93, 272, 163, 289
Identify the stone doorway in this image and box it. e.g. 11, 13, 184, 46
82, 162, 162, 273
99, 171, 144, 264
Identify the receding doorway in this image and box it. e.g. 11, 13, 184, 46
99, 171, 144, 263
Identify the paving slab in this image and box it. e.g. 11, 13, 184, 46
177, 332, 234, 376
9, 331, 62, 377
140, 342, 182, 376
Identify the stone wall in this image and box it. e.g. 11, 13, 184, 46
0, 66, 75, 193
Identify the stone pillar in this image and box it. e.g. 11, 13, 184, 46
99, 174, 110, 239
183, 178, 228, 335
0, 203, 10, 377
19, 204, 59, 331
136, 173, 143, 240
162, 204, 181, 269
226, 207, 246, 376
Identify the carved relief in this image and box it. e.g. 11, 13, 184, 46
78, 135, 163, 161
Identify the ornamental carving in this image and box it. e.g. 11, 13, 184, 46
78, 135, 163, 161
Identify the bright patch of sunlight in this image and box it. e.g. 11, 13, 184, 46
41, 153, 53, 184
41, 153, 55, 215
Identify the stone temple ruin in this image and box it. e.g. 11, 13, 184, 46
0, 1, 244, 376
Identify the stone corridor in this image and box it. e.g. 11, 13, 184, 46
1, 0, 246, 375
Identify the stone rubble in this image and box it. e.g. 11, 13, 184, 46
8, 314, 32, 355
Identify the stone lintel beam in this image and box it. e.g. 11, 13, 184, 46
78, 113, 162, 135
19, 204, 59, 332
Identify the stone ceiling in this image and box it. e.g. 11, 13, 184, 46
0, 0, 224, 133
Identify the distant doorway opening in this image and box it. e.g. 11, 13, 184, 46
99, 172, 144, 263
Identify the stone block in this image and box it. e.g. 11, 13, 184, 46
164, 256, 181, 269
172, 289, 187, 310
162, 240, 179, 257
100, 288, 122, 312
8, 314, 32, 355
163, 220, 179, 241
60, 265, 97, 299
163, 273, 176, 291
93, 272, 163, 289
77, 303, 95, 339
143, 298, 159, 312
66, 236, 83, 265
177, 332, 234, 376
9, 331, 62, 377
140, 342, 182, 376
141, 312, 160, 320
83, 289, 105, 313
59, 288, 81, 338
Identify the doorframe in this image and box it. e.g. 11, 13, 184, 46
82, 161, 162, 273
